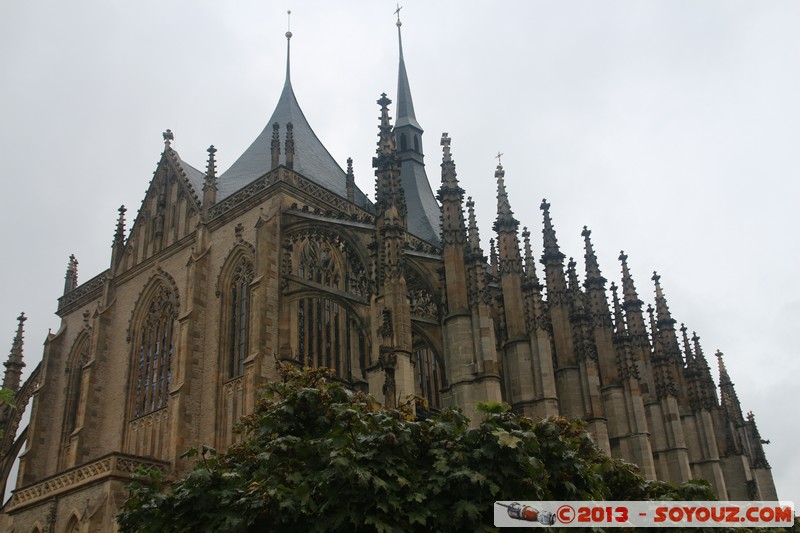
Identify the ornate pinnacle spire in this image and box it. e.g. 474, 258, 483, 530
489, 238, 498, 274
64, 254, 79, 294
610, 282, 626, 335
466, 197, 484, 257
492, 163, 518, 233
716, 349, 730, 382
437, 133, 466, 245
114, 206, 126, 244
619, 251, 643, 311
567, 257, 580, 292
284, 122, 295, 170
373, 93, 404, 213
652, 271, 676, 328
540, 199, 565, 263
646, 303, 657, 343
3, 312, 27, 392
204, 145, 218, 191
270, 122, 281, 169
717, 349, 744, 424
680, 323, 695, 366
582, 226, 605, 287
522, 227, 539, 283
346, 157, 355, 203
376, 93, 395, 156
438, 133, 460, 191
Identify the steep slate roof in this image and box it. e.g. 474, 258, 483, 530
218, 37, 370, 210
394, 22, 442, 247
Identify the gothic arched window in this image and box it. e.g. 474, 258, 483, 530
400, 133, 408, 151
293, 237, 367, 380
414, 344, 444, 410
64, 336, 90, 436
228, 258, 254, 378
132, 286, 177, 418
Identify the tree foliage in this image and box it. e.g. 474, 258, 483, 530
118, 363, 716, 532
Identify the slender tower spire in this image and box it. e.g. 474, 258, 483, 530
390, 8, 440, 246
3, 313, 26, 392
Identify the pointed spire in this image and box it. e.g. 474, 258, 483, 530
716, 349, 744, 424
346, 157, 355, 204
285, 11, 293, 84
466, 197, 484, 257
716, 349, 730, 382
110, 206, 127, 270
582, 226, 605, 287
489, 238, 498, 274
270, 122, 280, 169
610, 282, 625, 335
680, 323, 695, 366
438, 133, 461, 192
395, 9, 420, 131
4, 312, 26, 392
567, 257, 580, 292
491, 163, 518, 234
64, 254, 78, 294
652, 271, 676, 328
522, 227, 539, 283
646, 304, 657, 344
437, 133, 466, 246
540, 199, 565, 264
373, 93, 405, 214
114, 206, 126, 244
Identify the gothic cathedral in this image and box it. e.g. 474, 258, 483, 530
0, 21, 776, 532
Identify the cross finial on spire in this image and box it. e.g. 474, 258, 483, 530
394, 3, 403, 25
162, 129, 173, 147
495, 151, 503, 167
286, 10, 292, 39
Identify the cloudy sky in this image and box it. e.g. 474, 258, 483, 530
1, 1, 798, 504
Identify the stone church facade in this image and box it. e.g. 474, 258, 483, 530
0, 21, 776, 532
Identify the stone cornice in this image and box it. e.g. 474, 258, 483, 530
4, 452, 169, 513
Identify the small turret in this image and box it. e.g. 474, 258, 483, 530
3, 313, 26, 392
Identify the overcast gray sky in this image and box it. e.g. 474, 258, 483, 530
1, 1, 797, 504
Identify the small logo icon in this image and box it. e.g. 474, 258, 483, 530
495, 502, 557, 525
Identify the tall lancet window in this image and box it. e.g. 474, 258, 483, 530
229, 258, 254, 378
133, 286, 176, 418
64, 336, 90, 435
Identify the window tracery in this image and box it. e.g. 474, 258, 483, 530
289, 234, 369, 380
132, 286, 176, 418
228, 257, 254, 378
